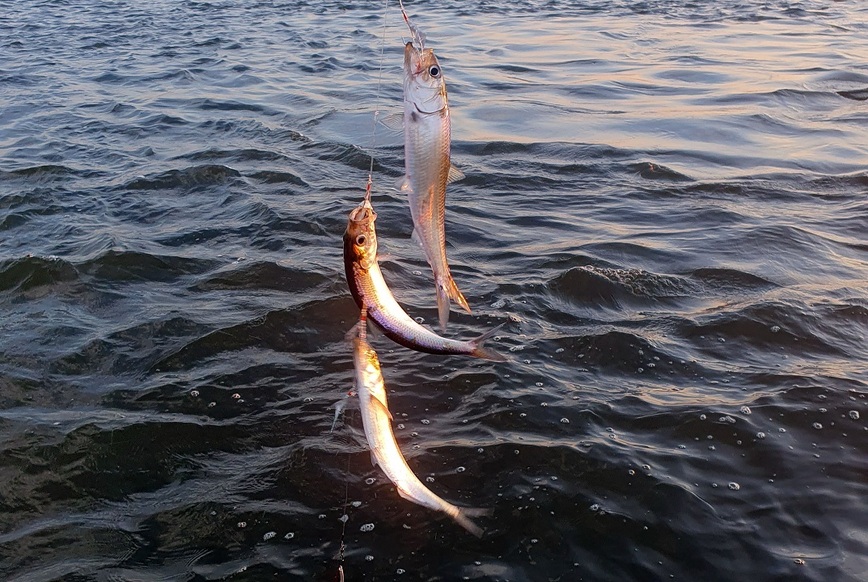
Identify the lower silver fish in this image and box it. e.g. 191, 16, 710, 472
343, 197, 504, 361
352, 320, 490, 536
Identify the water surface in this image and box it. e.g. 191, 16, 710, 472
1, 1, 867, 581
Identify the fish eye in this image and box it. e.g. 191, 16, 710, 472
355, 234, 367, 245
428, 65, 440, 78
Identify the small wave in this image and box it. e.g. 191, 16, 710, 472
79, 250, 216, 283
547, 265, 701, 310
124, 165, 242, 190
0, 255, 79, 293
192, 261, 330, 292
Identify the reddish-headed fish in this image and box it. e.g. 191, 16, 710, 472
351, 321, 489, 536
400, 34, 469, 330
343, 197, 503, 361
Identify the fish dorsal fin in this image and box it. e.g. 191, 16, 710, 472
379, 112, 404, 131
368, 392, 393, 421
447, 164, 466, 184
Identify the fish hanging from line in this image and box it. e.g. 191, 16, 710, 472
343, 196, 504, 360
395, 1, 470, 331
350, 314, 490, 536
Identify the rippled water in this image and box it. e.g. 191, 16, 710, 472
2, 1, 867, 580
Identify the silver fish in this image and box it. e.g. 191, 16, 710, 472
343, 197, 504, 361
352, 322, 489, 536
400, 40, 470, 331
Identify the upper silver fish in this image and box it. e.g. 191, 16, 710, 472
400, 39, 470, 331
351, 321, 489, 536
343, 197, 504, 361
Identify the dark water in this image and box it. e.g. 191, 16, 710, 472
2, 0, 867, 580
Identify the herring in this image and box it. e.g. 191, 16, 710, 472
400, 39, 470, 330
343, 197, 504, 361
351, 321, 490, 536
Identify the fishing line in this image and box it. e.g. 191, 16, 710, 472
364, 0, 391, 203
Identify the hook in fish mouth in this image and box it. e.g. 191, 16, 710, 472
349, 202, 376, 224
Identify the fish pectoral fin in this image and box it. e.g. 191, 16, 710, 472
368, 392, 393, 421
396, 176, 413, 193
447, 164, 466, 184
379, 112, 404, 131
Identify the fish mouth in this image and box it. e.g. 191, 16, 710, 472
348, 200, 376, 225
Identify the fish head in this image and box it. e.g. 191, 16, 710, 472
403, 41, 447, 115
344, 199, 378, 269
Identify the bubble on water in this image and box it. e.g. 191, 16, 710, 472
728, 482, 740, 491
284, 532, 295, 539
770, 325, 781, 333
397, 568, 406, 575
794, 558, 805, 565
509, 345, 525, 352
263, 531, 276, 541
555, 347, 565, 353
426, 476, 435, 483
456, 466, 466, 473
628, 469, 635, 476
232, 393, 241, 399
590, 504, 600, 511
711, 483, 718, 488
819, 407, 827, 413
756, 432, 766, 439
237, 521, 247, 528
339, 514, 348, 523
412, 270, 422, 276
365, 477, 376, 485
360, 523, 375, 532
520, 412, 527, 418
477, 448, 484, 453
720, 416, 735, 424
421, 419, 430, 425
531, 538, 538, 544
677, 444, 686, 449
699, 414, 707, 420
491, 298, 507, 309
208, 402, 216, 408
397, 423, 405, 430
365, 554, 374, 561
190, 390, 200, 397
849, 410, 860, 420
411, 431, 419, 437
318, 514, 326, 519
778, 428, 786, 433
535, 382, 544, 387
740, 406, 752, 415
813, 422, 823, 429
541, 402, 548, 407
414, 316, 424, 324
560, 417, 570, 424
351, 500, 362, 508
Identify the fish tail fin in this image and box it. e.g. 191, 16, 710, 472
448, 505, 491, 538
470, 322, 507, 362
436, 274, 471, 330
